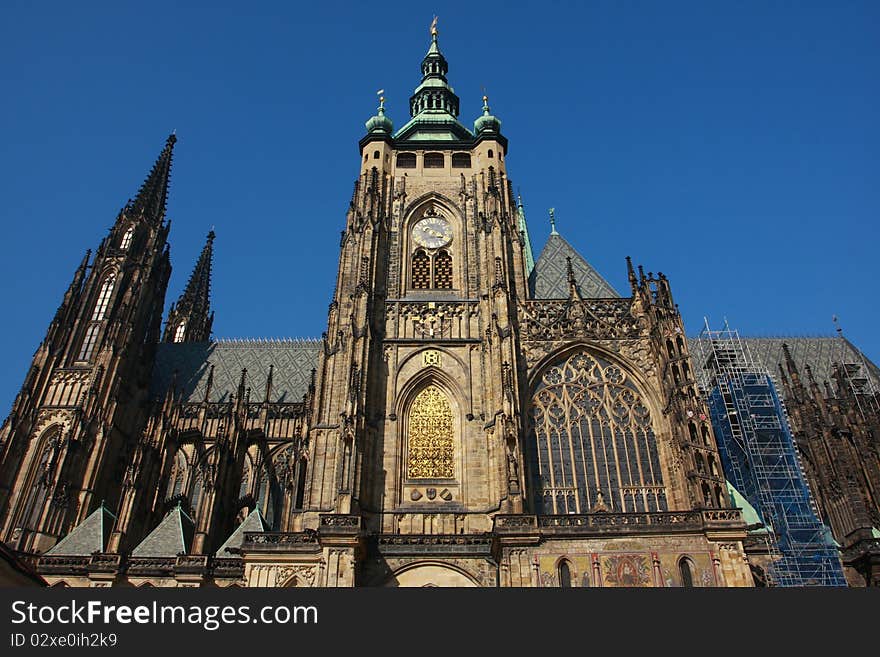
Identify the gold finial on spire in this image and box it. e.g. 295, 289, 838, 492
430, 15, 439, 36
377, 89, 385, 108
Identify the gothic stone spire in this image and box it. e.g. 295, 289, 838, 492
127, 133, 176, 224
163, 230, 215, 343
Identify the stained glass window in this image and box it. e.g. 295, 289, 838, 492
528, 350, 667, 514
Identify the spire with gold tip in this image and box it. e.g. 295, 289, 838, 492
365, 90, 393, 135
474, 94, 502, 136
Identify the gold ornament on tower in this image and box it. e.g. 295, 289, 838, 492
407, 385, 454, 479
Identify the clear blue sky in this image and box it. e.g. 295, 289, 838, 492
1, 1, 877, 407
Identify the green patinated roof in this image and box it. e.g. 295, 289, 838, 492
46, 504, 116, 556
217, 507, 268, 555
132, 505, 194, 558
393, 113, 473, 142
725, 481, 769, 533
517, 198, 536, 276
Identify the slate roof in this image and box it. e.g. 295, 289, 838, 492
132, 506, 194, 558
152, 339, 321, 403
688, 336, 880, 398
529, 232, 619, 299
217, 507, 267, 555
46, 504, 116, 556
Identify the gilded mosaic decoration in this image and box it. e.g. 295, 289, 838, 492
603, 555, 651, 586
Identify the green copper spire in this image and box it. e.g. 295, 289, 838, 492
408, 18, 460, 119
517, 193, 536, 276
394, 18, 473, 143
365, 93, 393, 135
474, 94, 502, 135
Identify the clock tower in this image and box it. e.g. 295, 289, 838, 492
303, 23, 530, 561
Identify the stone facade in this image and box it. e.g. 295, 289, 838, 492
6, 27, 874, 588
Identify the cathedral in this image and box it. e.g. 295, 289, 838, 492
1, 26, 878, 588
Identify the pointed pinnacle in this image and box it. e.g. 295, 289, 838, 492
129, 134, 176, 223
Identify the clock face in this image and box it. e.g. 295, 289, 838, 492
412, 216, 452, 249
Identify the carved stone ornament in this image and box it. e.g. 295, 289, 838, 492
422, 349, 442, 368
275, 564, 318, 587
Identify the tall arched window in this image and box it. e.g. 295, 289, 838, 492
294, 458, 308, 509
77, 324, 101, 362
120, 227, 134, 250
434, 250, 453, 289
92, 274, 116, 321
527, 350, 666, 514
190, 467, 204, 518
23, 427, 60, 535
411, 249, 431, 289
257, 455, 282, 530
679, 557, 695, 587
78, 273, 116, 362
239, 456, 252, 499
558, 560, 572, 588
166, 451, 188, 500
173, 322, 187, 343
406, 384, 454, 479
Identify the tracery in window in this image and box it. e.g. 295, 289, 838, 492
174, 322, 187, 343
434, 250, 452, 289
411, 249, 431, 289
77, 324, 101, 362
166, 451, 188, 500
121, 227, 134, 250
528, 350, 666, 514
406, 384, 454, 479
92, 274, 116, 321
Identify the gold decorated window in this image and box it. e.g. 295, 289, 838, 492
406, 385, 454, 479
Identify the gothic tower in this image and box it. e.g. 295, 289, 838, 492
296, 24, 751, 587
305, 24, 529, 538
0, 136, 175, 553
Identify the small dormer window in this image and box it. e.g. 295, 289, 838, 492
120, 227, 133, 250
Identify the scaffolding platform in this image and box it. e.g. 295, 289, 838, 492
693, 322, 847, 587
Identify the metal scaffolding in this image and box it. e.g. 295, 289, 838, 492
693, 321, 847, 587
